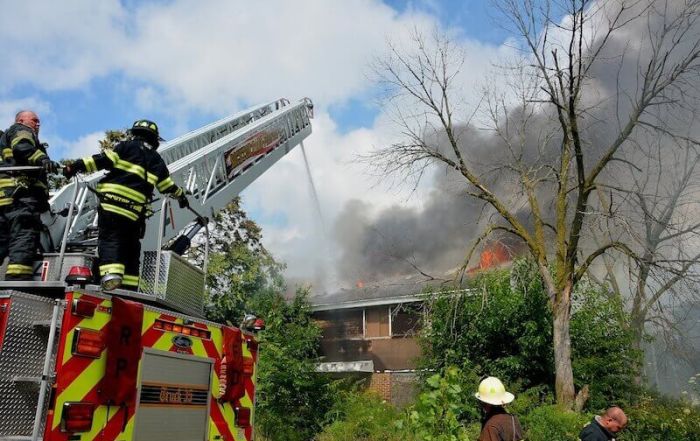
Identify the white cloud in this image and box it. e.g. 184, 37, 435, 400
0, 1, 126, 92
115, 0, 440, 114
0, 0, 516, 289
60, 132, 104, 159
0, 98, 51, 128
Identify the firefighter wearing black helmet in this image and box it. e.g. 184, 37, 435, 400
0, 110, 58, 280
63, 119, 189, 291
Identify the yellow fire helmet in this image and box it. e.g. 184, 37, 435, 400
475, 376, 515, 405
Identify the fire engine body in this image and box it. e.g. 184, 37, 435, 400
0, 98, 314, 441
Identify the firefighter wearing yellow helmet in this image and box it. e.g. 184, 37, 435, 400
63, 119, 189, 291
475, 376, 524, 441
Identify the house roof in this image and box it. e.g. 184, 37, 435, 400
309, 274, 474, 311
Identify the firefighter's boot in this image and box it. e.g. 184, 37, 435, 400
101, 273, 122, 291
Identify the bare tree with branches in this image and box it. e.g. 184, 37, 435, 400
590, 135, 700, 373
368, 0, 700, 408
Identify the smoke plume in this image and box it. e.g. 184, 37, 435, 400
333, 0, 700, 288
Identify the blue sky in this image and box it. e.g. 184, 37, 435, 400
0, 0, 515, 285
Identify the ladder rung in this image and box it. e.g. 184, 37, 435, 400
12, 376, 43, 384
32, 319, 57, 328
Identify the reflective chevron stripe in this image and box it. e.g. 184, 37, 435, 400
48, 290, 257, 441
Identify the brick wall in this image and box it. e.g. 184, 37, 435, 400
366, 372, 419, 407
368, 372, 392, 401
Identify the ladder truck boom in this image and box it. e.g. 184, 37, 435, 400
46, 98, 313, 255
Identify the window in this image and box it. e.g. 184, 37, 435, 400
365, 306, 390, 338
315, 310, 363, 339
391, 304, 423, 337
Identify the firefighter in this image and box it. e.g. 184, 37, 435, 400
475, 376, 524, 441
63, 119, 189, 291
0, 110, 57, 280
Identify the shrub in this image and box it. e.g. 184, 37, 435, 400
251, 289, 338, 441
316, 392, 406, 441
402, 366, 470, 441
618, 394, 700, 441
570, 282, 642, 409
420, 261, 553, 389
521, 405, 591, 441
420, 258, 642, 411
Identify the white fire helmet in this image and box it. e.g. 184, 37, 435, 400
475, 376, 515, 406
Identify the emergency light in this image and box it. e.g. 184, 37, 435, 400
72, 298, 98, 318
253, 318, 266, 331
235, 407, 251, 428
154, 319, 211, 339
71, 328, 104, 358
65, 265, 93, 286
60, 402, 95, 433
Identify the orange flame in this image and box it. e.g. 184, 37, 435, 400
479, 242, 512, 270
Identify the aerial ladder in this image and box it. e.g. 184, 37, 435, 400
0, 98, 314, 441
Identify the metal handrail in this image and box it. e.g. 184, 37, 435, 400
55, 177, 81, 278
31, 299, 61, 441
153, 198, 169, 295
152, 198, 210, 295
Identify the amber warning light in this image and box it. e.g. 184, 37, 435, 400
154, 319, 211, 339
71, 328, 104, 358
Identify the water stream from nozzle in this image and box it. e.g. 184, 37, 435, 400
301, 142, 325, 230
300, 142, 331, 290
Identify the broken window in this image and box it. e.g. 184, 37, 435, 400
391, 303, 423, 337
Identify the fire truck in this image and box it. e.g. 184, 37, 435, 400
0, 98, 314, 441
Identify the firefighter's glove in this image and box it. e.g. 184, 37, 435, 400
41, 159, 59, 175
177, 194, 189, 209
62, 163, 77, 179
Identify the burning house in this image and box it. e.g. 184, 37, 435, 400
311, 241, 516, 405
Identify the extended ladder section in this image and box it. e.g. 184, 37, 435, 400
45, 98, 313, 255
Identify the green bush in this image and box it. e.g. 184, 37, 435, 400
570, 282, 642, 409
420, 259, 641, 410
618, 394, 700, 441
316, 392, 406, 441
420, 262, 553, 389
402, 366, 470, 441
251, 289, 338, 441
521, 405, 590, 441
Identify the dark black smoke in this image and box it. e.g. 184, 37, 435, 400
333, 0, 700, 286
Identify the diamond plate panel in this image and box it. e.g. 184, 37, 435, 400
0, 253, 95, 282
140, 251, 205, 317
41, 253, 96, 282
0, 291, 62, 438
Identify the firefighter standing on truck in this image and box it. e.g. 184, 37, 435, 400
0, 110, 57, 280
63, 119, 189, 291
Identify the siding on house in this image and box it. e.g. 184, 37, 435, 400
313, 304, 423, 371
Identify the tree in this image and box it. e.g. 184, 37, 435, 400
369, 0, 700, 407
250, 288, 337, 441
591, 138, 700, 360
187, 197, 285, 323
198, 200, 336, 440
421, 259, 640, 410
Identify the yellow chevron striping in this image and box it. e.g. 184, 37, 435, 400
190, 337, 209, 358
61, 300, 112, 363
208, 414, 223, 441
150, 329, 176, 351
52, 355, 106, 430
240, 391, 253, 409
60, 327, 76, 366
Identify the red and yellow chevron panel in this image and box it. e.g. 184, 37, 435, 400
44, 289, 258, 441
